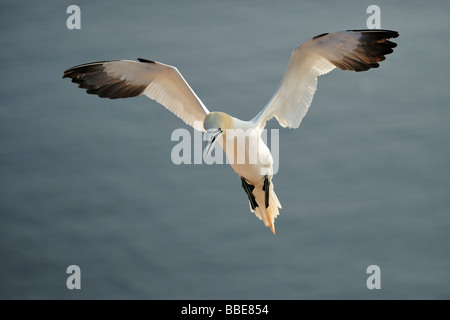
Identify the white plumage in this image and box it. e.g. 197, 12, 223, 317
63, 29, 398, 234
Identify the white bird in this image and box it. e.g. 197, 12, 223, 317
63, 29, 399, 234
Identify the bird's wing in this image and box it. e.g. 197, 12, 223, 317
253, 29, 399, 129
63, 58, 210, 131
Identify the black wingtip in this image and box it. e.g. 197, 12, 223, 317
328, 29, 399, 72
313, 32, 329, 40
349, 29, 399, 39
62, 60, 147, 99
62, 61, 111, 80
137, 58, 155, 64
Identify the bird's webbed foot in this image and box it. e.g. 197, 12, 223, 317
240, 177, 258, 210
262, 175, 270, 208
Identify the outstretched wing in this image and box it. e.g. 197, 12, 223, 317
253, 29, 399, 129
63, 58, 210, 131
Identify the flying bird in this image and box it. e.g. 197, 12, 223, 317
63, 29, 399, 234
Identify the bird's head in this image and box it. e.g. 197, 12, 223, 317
203, 112, 233, 159
203, 111, 233, 132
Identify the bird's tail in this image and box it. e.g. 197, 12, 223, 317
251, 182, 282, 234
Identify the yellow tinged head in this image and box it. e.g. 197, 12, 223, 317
203, 112, 234, 131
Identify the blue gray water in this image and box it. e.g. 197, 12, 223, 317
1, 0, 449, 299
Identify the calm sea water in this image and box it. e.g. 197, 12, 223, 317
1, 0, 449, 299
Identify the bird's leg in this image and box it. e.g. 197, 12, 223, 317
240, 177, 258, 210
262, 175, 270, 208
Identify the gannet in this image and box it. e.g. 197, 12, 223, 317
63, 29, 399, 234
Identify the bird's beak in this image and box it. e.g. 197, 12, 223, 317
204, 128, 223, 160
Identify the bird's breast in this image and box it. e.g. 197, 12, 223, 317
219, 128, 273, 181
